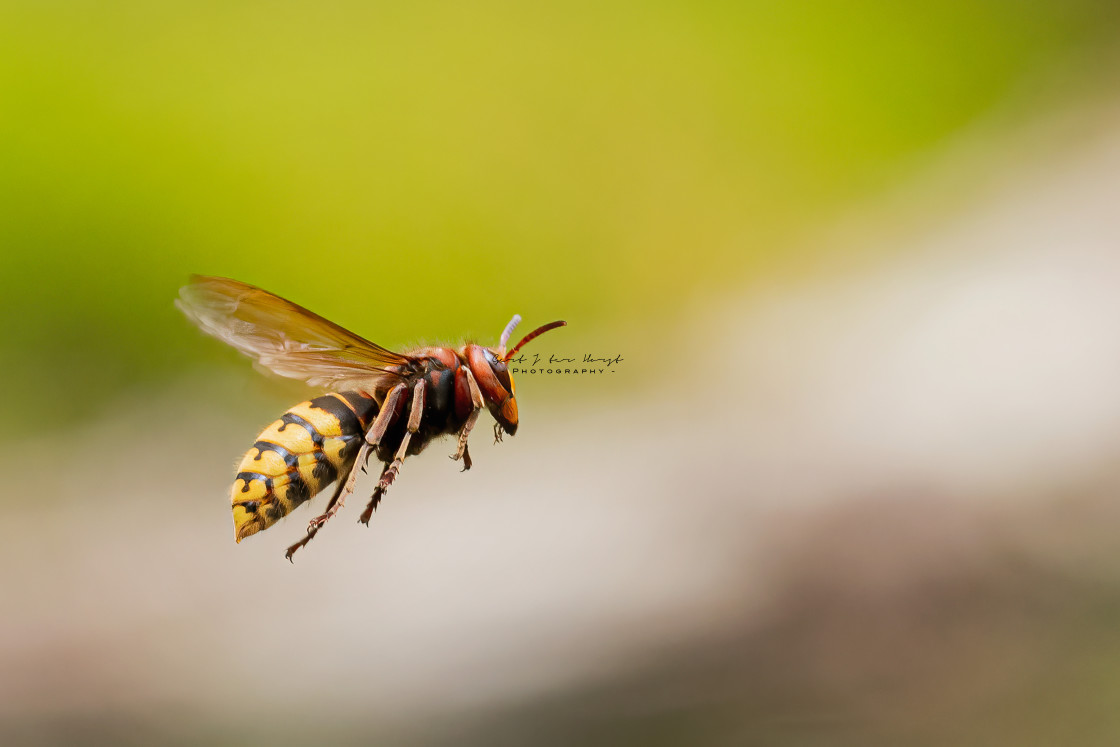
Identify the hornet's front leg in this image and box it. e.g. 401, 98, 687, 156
361, 380, 426, 524
450, 366, 485, 471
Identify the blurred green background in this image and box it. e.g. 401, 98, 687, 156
5, 2, 1120, 746
2, 0, 1118, 426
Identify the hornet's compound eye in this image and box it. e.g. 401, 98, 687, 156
483, 348, 513, 393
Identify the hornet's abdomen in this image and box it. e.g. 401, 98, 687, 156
231, 392, 378, 542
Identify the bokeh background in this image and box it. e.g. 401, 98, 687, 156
4, 1, 1120, 744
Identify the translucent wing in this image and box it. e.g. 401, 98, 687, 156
176, 275, 414, 389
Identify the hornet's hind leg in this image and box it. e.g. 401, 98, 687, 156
359, 463, 390, 525
285, 475, 348, 562
361, 380, 426, 526
284, 383, 409, 562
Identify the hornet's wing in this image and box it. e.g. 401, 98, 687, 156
177, 275, 415, 389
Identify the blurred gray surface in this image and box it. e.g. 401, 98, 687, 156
6, 106, 1120, 746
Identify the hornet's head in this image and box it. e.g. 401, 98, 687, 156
464, 315, 566, 437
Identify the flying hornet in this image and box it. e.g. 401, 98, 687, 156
176, 276, 566, 561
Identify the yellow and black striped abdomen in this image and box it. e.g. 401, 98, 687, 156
231, 391, 378, 543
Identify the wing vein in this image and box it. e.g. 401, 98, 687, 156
177, 275, 412, 390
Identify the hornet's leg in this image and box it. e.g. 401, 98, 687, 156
451, 366, 485, 471
359, 462, 391, 525
284, 383, 408, 561
360, 380, 427, 527
378, 380, 426, 493
365, 383, 409, 448
285, 474, 348, 562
